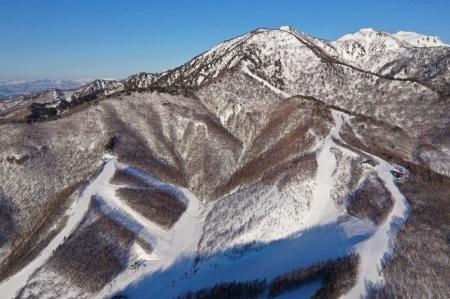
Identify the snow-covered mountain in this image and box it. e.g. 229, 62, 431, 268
0, 27, 449, 299
0, 79, 94, 100
394, 30, 447, 47
331, 28, 449, 74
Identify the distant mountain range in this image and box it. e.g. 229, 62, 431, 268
0, 79, 93, 100
0, 27, 449, 299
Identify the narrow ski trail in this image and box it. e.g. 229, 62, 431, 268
306, 110, 349, 226
0, 155, 205, 299
343, 153, 409, 298
99, 168, 206, 299
0, 158, 117, 299
327, 111, 410, 299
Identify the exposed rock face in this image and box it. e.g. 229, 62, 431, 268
0, 26, 449, 299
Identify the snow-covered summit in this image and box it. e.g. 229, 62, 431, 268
393, 31, 448, 47
335, 28, 409, 59
169, 25, 448, 90
337, 27, 448, 48
330, 27, 449, 72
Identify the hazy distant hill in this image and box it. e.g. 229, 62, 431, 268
0, 79, 93, 100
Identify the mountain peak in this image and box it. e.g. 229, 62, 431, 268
338, 27, 448, 48
393, 31, 448, 47
338, 28, 391, 41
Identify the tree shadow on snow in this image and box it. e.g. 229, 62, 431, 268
113, 218, 372, 298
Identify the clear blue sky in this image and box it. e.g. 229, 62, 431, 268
0, 0, 449, 80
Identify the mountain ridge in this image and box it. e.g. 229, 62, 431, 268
1, 26, 447, 102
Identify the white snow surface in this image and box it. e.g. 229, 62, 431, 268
306, 110, 346, 225
393, 31, 448, 47
337, 28, 448, 49
331, 27, 448, 72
